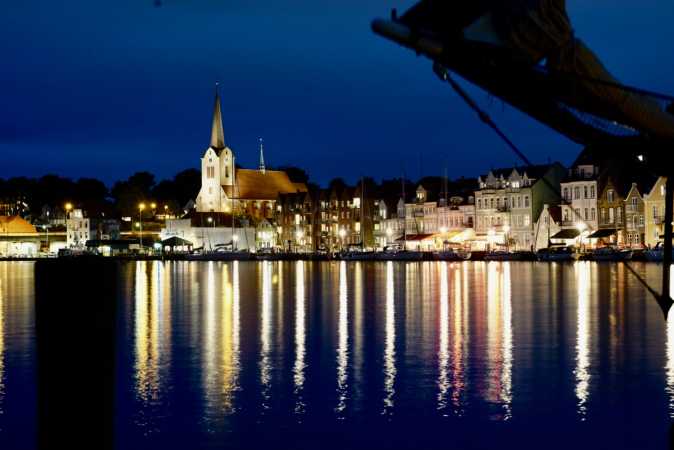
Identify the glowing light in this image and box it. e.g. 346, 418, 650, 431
440, 226, 448, 234
386, 228, 393, 237
503, 225, 510, 234
150, 202, 157, 210
339, 228, 346, 239
232, 235, 239, 242
576, 222, 587, 232
207, 217, 213, 224
139, 203, 146, 211
64, 202, 73, 212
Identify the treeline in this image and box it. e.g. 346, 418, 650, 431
0, 169, 200, 219
0, 164, 476, 220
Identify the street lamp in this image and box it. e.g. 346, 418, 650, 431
138, 203, 146, 250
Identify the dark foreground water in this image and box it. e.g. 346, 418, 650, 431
1, 260, 674, 449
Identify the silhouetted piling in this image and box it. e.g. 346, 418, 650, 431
35, 258, 118, 450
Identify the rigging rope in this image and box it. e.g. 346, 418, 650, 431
439, 67, 667, 304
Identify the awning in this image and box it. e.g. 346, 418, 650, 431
550, 229, 580, 239
162, 236, 193, 247
588, 229, 616, 239
396, 233, 436, 242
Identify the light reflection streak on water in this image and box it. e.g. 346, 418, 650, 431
203, 261, 217, 421
134, 261, 168, 433
219, 262, 240, 415
575, 261, 591, 420
260, 261, 273, 411
451, 265, 466, 415
0, 272, 4, 420
437, 262, 450, 414
293, 261, 306, 416
485, 262, 512, 420
666, 266, 674, 418
500, 263, 513, 420
353, 262, 363, 408
336, 261, 349, 416
383, 261, 396, 416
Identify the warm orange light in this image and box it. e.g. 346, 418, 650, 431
65, 202, 73, 212
150, 202, 157, 209
139, 203, 146, 211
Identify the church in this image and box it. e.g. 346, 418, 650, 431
195, 90, 307, 222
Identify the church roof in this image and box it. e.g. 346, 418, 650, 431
225, 169, 308, 200
210, 91, 225, 151
0, 216, 38, 235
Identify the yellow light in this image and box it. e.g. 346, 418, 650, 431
207, 217, 213, 223
386, 228, 393, 237
440, 226, 448, 234
576, 222, 586, 232
151, 202, 157, 209
164, 205, 168, 211
503, 225, 510, 233
139, 203, 146, 211
65, 202, 73, 212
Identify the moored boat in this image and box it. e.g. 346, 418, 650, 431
591, 246, 633, 262
536, 246, 577, 262
644, 243, 674, 262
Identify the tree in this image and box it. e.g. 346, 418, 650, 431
276, 165, 310, 184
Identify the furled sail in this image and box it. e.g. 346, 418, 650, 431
373, 0, 674, 144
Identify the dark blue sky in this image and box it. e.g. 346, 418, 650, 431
3, 1, 674, 186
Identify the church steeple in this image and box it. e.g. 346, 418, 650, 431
210, 84, 225, 150
258, 137, 266, 174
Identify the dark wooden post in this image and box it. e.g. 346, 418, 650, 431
36, 258, 118, 450
664, 175, 673, 303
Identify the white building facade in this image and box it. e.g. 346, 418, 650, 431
66, 209, 90, 248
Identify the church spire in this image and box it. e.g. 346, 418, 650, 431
210, 84, 225, 150
258, 137, 266, 173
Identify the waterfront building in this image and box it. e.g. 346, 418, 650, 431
533, 204, 564, 250
195, 90, 307, 220
560, 150, 600, 234
66, 209, 90, 248
0, 216, 40, 256
160, 217, 256, 251
644, 177, 669, 247
624, 182, 648, 248
476, 163, 565, 250
276, 181, 379, 252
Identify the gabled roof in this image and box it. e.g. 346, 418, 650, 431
0, 216, 38, 234
225, 169, 307, 200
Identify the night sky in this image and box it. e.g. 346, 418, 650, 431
3, 1, 674, 186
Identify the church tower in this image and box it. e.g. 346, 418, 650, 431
196, 87, 236, 212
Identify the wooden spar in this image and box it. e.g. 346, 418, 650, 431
663, 175, 673, 307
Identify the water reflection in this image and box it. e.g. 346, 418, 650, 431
383, 261, 396, 416
260, 261, 273, 411
0, 272, 4, 420
294, 261, 306, 417
575, 261, 591, 420
203, 262, 241, 423
666, 266, 674, 418
437, 262, 449, 415
485, 262, 513, 420
134, 261, 171, 433
451, 263, 469, 415
336, 261, 349, 416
